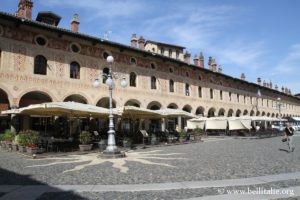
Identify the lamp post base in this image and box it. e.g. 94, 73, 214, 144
99, 150, 126, 159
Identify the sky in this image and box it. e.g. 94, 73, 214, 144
2, 0, 300, 94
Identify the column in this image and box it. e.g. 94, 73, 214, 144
10, 114, 17, 133
177, 116, 182, 132
161, 118, 166, 132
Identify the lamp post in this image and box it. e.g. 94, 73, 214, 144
93, 55, 127, 158
252, 89, 261, 114
273, 97, 286, 131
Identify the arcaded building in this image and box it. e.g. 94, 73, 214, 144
0, 0, 299, 133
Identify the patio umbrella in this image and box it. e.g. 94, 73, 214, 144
115, 106, 161, 119
156, 109, 197, 119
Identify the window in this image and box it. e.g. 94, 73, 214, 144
130, 72, 137, 87
34, 35, 48, 46
152, 48, 155, 52
176, 50, 179, 59
151, 76, 157, 89
198, 86, 202, 98
186, 72, 189, 77
229, 92, 232, 101
34, 55, 47, 75
103, 52, 109, 60
151, 63, 156, 69
102, 68, 109, 83
185, 83, 190, 96
160, 48, 164, 55
210, 89, 213, 99
220, 90, 223, 100
168, 49, 172, 57
169, 67, 174, 73
169, 80, 174, 92
130, 57, 137, 65
70, 43, 81, 53
198, 75, 202, 81
70, 61, 80, 79
237, 94, 240, 103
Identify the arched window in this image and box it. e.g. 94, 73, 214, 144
169, 79, 174, 92
34, 55, 47, 75
185, 83, 190, 96
151, 76, 157, 89
220, 90, 223, 100
229, 92, 232, 101
210, 89, 213, 99
102, 68, 109, 83
237, 94, 240, 103
130, 57, 137, 65
70, 61, 80, 79
198, 86, 202, 98
130, 72, 137, 87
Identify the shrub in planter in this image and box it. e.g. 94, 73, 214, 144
123, 137, 133, 148
194, 127, 203, 141
18, 130, 39, 153
79, 131, 93, 151
3, 129, 15, 149
179, 131, 187, 142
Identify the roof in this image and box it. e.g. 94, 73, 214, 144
145, 40, 186, 49
0, 11, 299, 102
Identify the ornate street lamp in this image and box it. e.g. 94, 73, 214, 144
93, 55, 127, 158
273, 97, 286, 130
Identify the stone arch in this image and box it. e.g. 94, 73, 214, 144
195, 106, 205, 116
182, 104, 192, 113
218, 108, 225, 116
267, 112, 270, 117
96, 97, 116, 108
236, 109, 241, 117
64, 94, 87, 104
0, 88, 10, 110
147, 101, 161, 110
167, 103, 178, 109
227, 109, 234, 117
208, 107, 216, 117
275, 113, 279, 118
243, 109, 248, 116
17, 88, 57, 106
262, 111, 266, 116
250, 110, 255, 116
0, 84, 13, 106
124, 99, 141, 107
19, 91, 52, 108
271, 113, 275, 117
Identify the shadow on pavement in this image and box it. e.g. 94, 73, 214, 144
0, 167, 87, 200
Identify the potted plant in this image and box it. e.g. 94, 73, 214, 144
79, 131, 93, 151
3, 129, 15, 150
18, 132, 28, 152
194, 127, 203, 142
26, 130, 39, 154
0, 133, 5, 148
123, 137, 132, 148
179, 131, 187, 143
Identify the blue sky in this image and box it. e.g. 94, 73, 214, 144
2, 0, 300, 94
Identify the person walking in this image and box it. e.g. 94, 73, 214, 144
284, 123, 295, 152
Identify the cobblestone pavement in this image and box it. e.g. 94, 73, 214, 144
1, 136, 300, 199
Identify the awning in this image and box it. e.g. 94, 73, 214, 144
228, 117, 252, 130
156, 109, 197, 118
1, 102, 110, 118
205, 117, 228, 130
292, 117, 300, 121
115, 106, 161, 119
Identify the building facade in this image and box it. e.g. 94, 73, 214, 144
0, 0, 300, 133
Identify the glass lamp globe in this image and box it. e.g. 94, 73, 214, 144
120, 78, 128, 88
105, 77, 113, 87
93, 79, 100, 88
277, 97, 281, 101
107, 56, 114, 63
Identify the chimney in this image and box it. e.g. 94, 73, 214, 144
266, 83, 270, 88
138, 36, 145, 50
131, 34, 137, 48
281, 86, 284, 92
263, 80, 266, 87
240, 73, 246, 80
70, 14, 80, 32
269, 81, 273, 89
199, 52, 204, 68
208, 56, 212, 66
257, 77, 261, 85
285, 87, 288, 93
217, 65, 222, 73
184, 51, 191, 64
18, 0, 33, 19
275, 84, 278, 90
193, 54, 199, 66
210, 58, 217, 71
